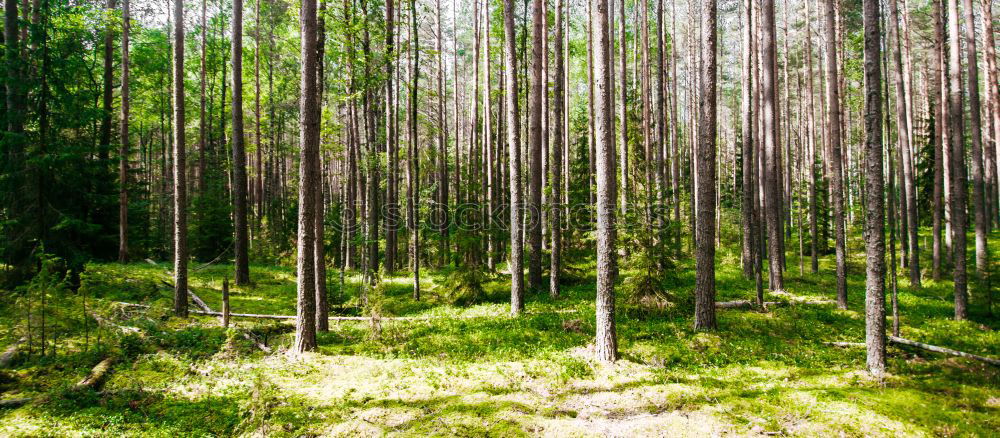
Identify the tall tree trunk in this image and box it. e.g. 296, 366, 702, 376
119, 0, 131, 263
232, 0, 251, 286
172, 0, 188, 318
805, 0, 819, 273
695, 0, 718, 331
946, 0, 968, 320
385, 0, 397, 274
822, 0, 846, 308
503, 0, 524, 315
932, 0, 945, 281
100, 0, 116, 163
314, 0, 328, 331
294, 0, 319, 352
199, 0, 207, 194
593, 0, 618, 361
740, 0, 756, 280
861, 0, 886, 378
550, 0, 564, 298
617, 0, 627, 218
962, 0, 988, 278
409, 0, 421, 300
762, 0, 783, 292
654, 0, 665, 265
887, 0, 919, 288
527, 0, 543, 290
982, 0, 999, 231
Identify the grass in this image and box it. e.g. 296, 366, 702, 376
0, 226, 998, 436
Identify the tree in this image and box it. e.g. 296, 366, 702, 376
294, 0, 319, 352
861, 0, 886, 378
694, 0, 718, 331
822, 0, 846, 309
118, 0, 130, 263
503, 0, 524, 315
527, 0, 543, 291
740, 0, 755, 280
931, 0, 945, 281
887, 0, 919, 288
593, 0, 617, 361
100, 0, 116, 164
232, 0, 251, 286
550, 0, 564, 298
961, 0, 987, 278
946, 0, 968, 320
762, 0, 783, 292
173, 0, 189, 318
385, 0, 398, 274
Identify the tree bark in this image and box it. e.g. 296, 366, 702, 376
695, 0, 718, 331
550, 0, 564, 298
172, 0, 188, 318
527, 0, 543, 290
232, 0, 251, 286
315, 0, 328, 331
887, 0, 919, 288
947, 0, 968, 320
983, 0, 1000, 231
962, 0, 988, 279
862, 0, 886, 378
593, 0, 618, 361
119, 0, 130, 263
762, 0, 783, 292
294, 0, 319, 352
932, 0, 945, 281
503, 0, 524, 315
822, 0, 846, 308
740, 0, 756, 280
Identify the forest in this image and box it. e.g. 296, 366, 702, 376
0, 0, 999, 434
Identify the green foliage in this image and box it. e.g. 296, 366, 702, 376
438, 267, 488, 306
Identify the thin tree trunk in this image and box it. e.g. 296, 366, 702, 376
199, 0, 207, 193
100, 0, 116, 163
315, 0, 328, 331
526, 0, 543, 290
119, 0, 130, 262
232, 0, 251, 286
962, 0, 988, 278
172, 0, 188, 318
385, 0, 397, 274
946, 0, 968, 320
740, 0, 755, 280
932, 0, 945, 281
822, 0, 846, 308
983, 0, 1000, 232
409, 0, 421, 300
887, 0, 919, 288
551, 0, 564, 298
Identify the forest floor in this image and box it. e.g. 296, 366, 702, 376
1, 231, 999, 436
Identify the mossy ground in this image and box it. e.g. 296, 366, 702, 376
0, 228, 998, 436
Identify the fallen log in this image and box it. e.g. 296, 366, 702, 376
74, 357, 115, 390
716, 300, 783, 309
0, 397, 33, 408
824, 342, 865, 348
0, 337, 26, 367
889, 336, 1000, 367
241, 330, 272, 354
0, 356, 116, 410
159, 280, 213, 313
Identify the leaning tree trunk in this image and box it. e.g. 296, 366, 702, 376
946, 0, 968, 320
294, 0, 319, 352
172, 0, 188, 318
822, 0, 847, 309
695, 0, 718, 331
861, 0, 886, 379
593, 0, 618, 362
